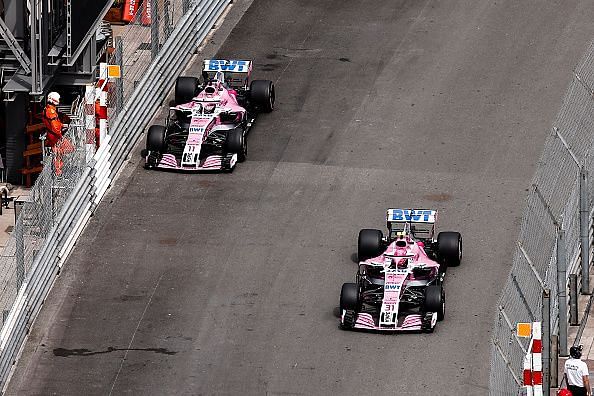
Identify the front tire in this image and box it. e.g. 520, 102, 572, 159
226, 128, 247, 162
175, 76, 199, 105
437, 232, 462, 267
250, 80, 275, 112
358, 229, 384, 261
340, 283, 359, 312
146, 125, 166, 153
424, 285, 445, 321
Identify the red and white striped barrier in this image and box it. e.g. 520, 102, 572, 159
523, 322, 543, 396
96, 63, 109, 148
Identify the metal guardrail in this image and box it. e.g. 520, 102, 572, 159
489, 40, 594, 395
0, 0, 231, 390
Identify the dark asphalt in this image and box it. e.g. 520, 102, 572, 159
7, 0, 594, 395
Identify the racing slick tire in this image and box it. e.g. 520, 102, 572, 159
437, 231, 462, 267
226, 128, 247, 162
250, 80, 275, 113
424, 285, 445, 321
340, 283, 360, 311
175, 76, 199, 105
358, 229, 384, 261
146, 125, 167, 153
340, 283, 360, 330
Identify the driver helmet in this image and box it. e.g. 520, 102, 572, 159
204, 85, 216, 97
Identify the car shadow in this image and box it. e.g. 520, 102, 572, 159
350, 253, 358, 263
332, 306, 341, 318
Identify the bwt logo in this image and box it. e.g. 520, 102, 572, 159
208, 60, 248, 72
385, 284, 400, 291
390, 209, 433, 222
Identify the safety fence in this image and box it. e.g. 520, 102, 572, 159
490, 40, 594, 395
0, 0, 231, 390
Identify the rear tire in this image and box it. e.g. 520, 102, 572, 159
424, 285, 445, 321
175, 76, 199, 105
146, 125, 166, 153
437, 232, 462, 267
340, 283, 359, 312
358, 229, 384, 261
226, 128, 247, 162
250, 80, 275, 112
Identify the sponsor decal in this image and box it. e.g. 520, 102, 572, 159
385, 284, 401, 291
207, 60, 249, 72
389, 209, 435, 222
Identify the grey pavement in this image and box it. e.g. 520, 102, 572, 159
6, 0, 594, 395
0, 184, 30, 249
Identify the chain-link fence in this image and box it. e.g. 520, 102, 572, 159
108, 0, 193, 117
0, 90, 94, 324
0, 0, 200, 330
0, 0, 231, 389
490, 40, 594, 395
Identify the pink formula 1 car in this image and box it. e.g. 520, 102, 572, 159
142, 60, 275, 172
340, 209, 462, 332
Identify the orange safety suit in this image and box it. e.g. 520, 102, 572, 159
42, 103, 74, 176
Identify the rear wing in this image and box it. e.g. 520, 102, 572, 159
203, 59, 252, 89
386, 209, 437, 223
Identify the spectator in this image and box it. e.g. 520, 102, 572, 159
564, 345, 592, 396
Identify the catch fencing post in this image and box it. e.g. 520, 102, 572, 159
543, 289, 551, 395
580, 165, 590, 294
114, 36, 124, 115
570, 274, 578, 325
151, 0, 159, 60
164, 0, 172, 41
558, 227, 568, 356
15, 219, 24, 290
551, 335, 558, 387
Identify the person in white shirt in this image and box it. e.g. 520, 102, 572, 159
564, 345, 591, 396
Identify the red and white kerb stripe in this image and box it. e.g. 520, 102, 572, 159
523, 322, 543, 396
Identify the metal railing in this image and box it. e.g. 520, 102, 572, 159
490, 40, 594, 395
0, 0, 231, 390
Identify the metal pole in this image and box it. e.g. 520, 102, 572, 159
551, 334, 559, 388
543, 289, 551, 395
15, 219, 24, 290
163, 0, 172, 41
580, 165, 590, 294
558, 228, 569, 356
114, 36, 124, 114
570, 274, 578, 325
30, 0, 38, 94
151, 0, 159, 60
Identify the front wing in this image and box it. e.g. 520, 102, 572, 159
341, 310, 437, 332
146, 153, 238, 171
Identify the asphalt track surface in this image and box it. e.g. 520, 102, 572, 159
7, 1, 594, 395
